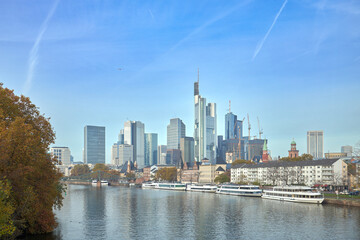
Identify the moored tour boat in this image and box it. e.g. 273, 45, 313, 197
142, 182, 157, 189
92, 180, 109, 186
216, 184, 262, 197
186, 184, 217, 193
262, 186, 324, 204
155, 183, 186, 191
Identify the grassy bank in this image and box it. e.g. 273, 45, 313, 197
323, 193, 360, 200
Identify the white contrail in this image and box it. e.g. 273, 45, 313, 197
252, 0, 287, 61
23, 0, 60, 94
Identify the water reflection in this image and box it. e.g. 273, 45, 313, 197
22, 185, 360, 240
83, 187, 107, 240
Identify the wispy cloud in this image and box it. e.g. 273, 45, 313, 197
167, 0, 252, 54
252, 0, 287, 61
148, 9, 155, 20
313, 0, 360, 15
23, 0, 60, 94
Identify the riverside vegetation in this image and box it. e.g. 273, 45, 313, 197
0, 83, 65, 239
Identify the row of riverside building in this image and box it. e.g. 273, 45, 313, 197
231, 158, 348, 187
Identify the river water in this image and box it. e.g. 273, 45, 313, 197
24, 185, 360, 240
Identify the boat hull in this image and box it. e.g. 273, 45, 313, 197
155, 183, 186, 191
142, 183, 157, 189
261, 194, 324, 204
216, 190, 262, 197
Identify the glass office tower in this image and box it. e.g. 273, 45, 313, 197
167, 118, 186, 150
145, 133, 158, 166
84, 125, 105, 164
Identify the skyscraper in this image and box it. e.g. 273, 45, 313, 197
145, 133, 158, 166
307, 131, 324, 159
225, 112, 243, 140
84, 125, 105, 164
124, 121, 145, 168
341, 145, 353, 157
167, 118, 186, 150
111, 143, 133, 166
118, 129, 124, 144
157, 145, 167, 165
194, 70, 217, 163
180, 137, 194, 164
51, 147, 71, 165
206, 103, 217, 162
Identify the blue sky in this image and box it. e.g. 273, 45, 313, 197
1, 0, 360, 162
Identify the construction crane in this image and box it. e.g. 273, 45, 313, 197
257, 116, 263, 139
247, 114, 251, 161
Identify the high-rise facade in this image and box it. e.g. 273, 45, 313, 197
51, 147, 71, 165
145, 133, 158, 166
118, 144, 133, 165
111, 144, 118, 165
206, 103, 217, 162
307, 131, 324, 159
341, 145, 353, 157
167, 118, 186, 150
180, 137, 194, 164
225, 112, 243, 140
124, 121, 145, 168
157, 145, 167, 165
166, 149, 181, 165
194, 72, 217, 164
84, 125, 105, 164
118, 129, 124, 144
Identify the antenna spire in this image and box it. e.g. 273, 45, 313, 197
229, 100, 231, 113
197, 67, 199, 83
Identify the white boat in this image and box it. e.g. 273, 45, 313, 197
92, 180, 109, 186
262, 186, 324, 204
142, 182, 157, 189
186, 184, 217, 193
155, 183, 186, 191
216, 184, 262, 197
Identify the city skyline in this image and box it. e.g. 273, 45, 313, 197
1, 0, 359, 163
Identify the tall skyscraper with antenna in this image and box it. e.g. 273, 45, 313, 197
194, 69, 217, 163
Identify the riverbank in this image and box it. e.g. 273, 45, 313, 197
324, 198, 360, 207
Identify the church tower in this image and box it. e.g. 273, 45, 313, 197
262, 140, 269, 163
288, 140, 299, 158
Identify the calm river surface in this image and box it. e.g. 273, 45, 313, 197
25, 185, 360, 240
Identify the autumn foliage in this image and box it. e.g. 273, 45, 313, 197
0, 83, 64, 237
154, 167, 177, 182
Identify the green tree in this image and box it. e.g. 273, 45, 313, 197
0, 179, 16, 238
0, 83, 64, 236
155, 167, 177, 182
71, 164, 91, 176
214, 173, 230, 183
232, 159, 254, 166
126, 172, 136, 180
91, 164, 110, 180
279, 154, 314, 162
92, 163, 109, 172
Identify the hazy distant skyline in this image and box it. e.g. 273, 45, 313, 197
1, 0, 359, 163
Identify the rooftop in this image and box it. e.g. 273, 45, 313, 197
232, 158, 340, 169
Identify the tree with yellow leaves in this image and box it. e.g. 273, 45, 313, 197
0, 83, 64, 237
